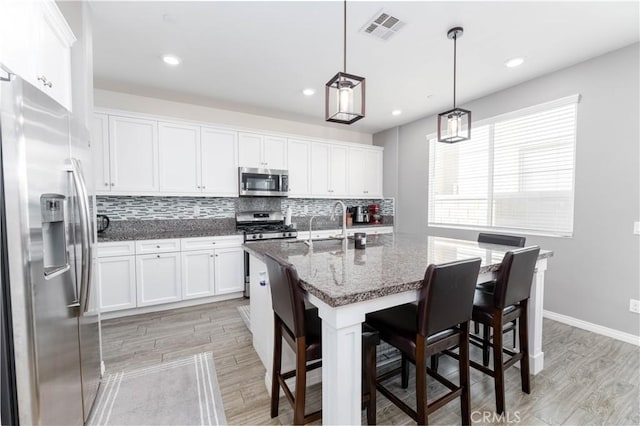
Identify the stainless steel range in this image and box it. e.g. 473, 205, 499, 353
237, 211, 297, 297
237, 211, 298, 241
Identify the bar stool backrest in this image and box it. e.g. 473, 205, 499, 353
264, 253, 306, 338
493, 247, 541, 309
478, 233, 526, 247
417, 258, 482, 337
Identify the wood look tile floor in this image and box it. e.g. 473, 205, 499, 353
101, 299, 640, 425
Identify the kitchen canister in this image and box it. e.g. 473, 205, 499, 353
354, 232, 366, 249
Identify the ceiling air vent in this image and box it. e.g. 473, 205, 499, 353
360, 10, 405, 41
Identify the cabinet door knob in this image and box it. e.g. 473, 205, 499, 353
156, 245, 160, 248
215, 254, 219, 257
197, 185, 200, 189
104, 182, 109, 186
210, 255, 214, 258
110, 183, 115, 186
156, 255, 160, 258
212, 242, 216, 245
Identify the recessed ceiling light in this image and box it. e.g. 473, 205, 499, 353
302, 88, 315, 96
162, 55, 181, 66
505, 57, 524, 68
391, 109, 402, 116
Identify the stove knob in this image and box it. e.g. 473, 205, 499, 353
251, 235, 257, 240
287, 232, 292, 237
259, 234, 263, 239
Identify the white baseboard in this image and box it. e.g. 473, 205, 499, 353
101, 292, 244, 320
543, 310, 640, 346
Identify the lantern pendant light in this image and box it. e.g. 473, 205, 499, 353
325, 0, 365, 125
438, 27, 471, 143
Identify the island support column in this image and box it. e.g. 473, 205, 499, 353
529, 258, 548, 374
308, 295, 365, 425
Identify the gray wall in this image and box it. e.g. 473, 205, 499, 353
375, 43, 640, 336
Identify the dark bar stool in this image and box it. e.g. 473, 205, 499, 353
365, 258, 481, 425
475, 233, 526, 348
264, 253, 379, 425
468, 246, 540, 414
477, 233, 526, 248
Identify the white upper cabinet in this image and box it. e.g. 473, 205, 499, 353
329, 145, 349, 196
348, 147, 383, 198
239, 133, 287, 170
158, 122, 201, 193
0, 0, 75, 110
108, 116, 159, 193
287, 139, 311, 197
263, 136, 287, 170
200, 127, 238, 196
238, 133, 263, 168
311, 143, 348, 197
90, 110, 383, 199
92, 113, 110, 193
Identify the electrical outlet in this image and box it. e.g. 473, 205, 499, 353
630, 299, 640, 314
193, 205, 200, 216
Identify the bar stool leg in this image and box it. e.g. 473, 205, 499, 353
293, 338, 307, 425
482, 324, 491, 367
519, 302, 531, 394
492, 316, 506, 415
271, 317, 282, 418
459, 323, 471, 426
401, 354, 409, 389
415, 336, 427, 425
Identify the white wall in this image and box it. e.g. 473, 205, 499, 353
375, 43, 640, 337
93, 89, 372, 145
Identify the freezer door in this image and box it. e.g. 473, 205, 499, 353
21, 81, 85, 425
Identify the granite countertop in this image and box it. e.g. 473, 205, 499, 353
243, 233, 553, 308
97, 218, 242, 242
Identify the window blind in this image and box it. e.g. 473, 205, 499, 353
428, 96, 579, 236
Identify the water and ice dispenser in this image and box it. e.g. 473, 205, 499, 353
41, 194, 69, 277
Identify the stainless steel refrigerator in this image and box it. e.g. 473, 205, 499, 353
0, 66, 100, 425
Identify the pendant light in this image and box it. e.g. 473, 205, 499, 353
325, 0, 365, 125
438, 27, 471, 143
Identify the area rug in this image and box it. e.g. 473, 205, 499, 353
88, 352, 227, 426
237, 305, 251, 332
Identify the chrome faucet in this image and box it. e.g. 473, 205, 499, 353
304, 215, 318, 247
330, 200, 347, 240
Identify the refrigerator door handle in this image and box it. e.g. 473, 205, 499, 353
66, 158, 92, 315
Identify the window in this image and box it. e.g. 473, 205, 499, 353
428, 95, 579, 237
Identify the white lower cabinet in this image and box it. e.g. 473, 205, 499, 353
181, 249, 216, 300
97, 235, 244, 315
214, 247, 244, 295
97, 255, 136, 313
136, 252, 182, 307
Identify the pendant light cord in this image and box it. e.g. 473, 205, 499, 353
453, 33, 457, 109
343, 0, 347, 73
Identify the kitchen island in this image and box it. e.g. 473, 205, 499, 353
244, 233, 552, 425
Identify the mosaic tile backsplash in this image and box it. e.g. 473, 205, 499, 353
96, 196, 395, 221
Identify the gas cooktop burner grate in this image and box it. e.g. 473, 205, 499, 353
236, 211, 298, 241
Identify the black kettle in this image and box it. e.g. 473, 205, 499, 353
97, 215, 110, 233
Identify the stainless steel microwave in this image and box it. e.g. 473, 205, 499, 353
238, 167, 289, 197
